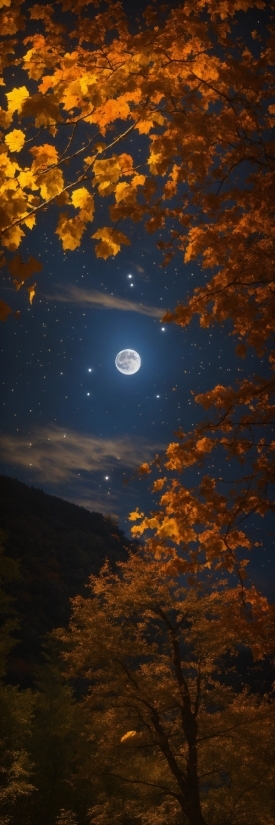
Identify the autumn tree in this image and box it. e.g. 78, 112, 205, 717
58, 550, 275, 825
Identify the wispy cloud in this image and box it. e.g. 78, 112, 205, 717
0, 425, 162, 480
0, 426, 163, 514
45, 285, 164, 318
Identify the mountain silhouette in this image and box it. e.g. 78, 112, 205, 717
0, 474, 134, 686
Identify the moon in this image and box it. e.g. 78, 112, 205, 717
115, 349, 141, 375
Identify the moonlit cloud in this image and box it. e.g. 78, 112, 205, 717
0, 426, 161, 480
45, 286, 164, 318
0, 426, 163, 514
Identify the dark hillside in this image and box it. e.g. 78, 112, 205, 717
0, 475, 133, 686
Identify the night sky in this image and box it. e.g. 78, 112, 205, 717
0, 3, 274, 598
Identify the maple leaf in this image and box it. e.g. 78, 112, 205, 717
2, 225, 25, 250
92, 97, 131, 131
21, 92, 61, 127
71, 187, 94, 221
36, 168, 64, 201
4, 129, 25, 153
92, 227, 130, 259
30, 144, 59, 171
93, 157, 122, 196
23, 214, 36, 230
55, 213, 86, 251
6, 86, 29, 113
17, 170, 39, 191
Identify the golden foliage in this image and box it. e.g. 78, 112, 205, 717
0, 0, 273, 323
6, 86, 29, 113
4, 129, 25, 153
36, 167, 64, 200
92, 226, 130, 258
58, 550, 275, 825
55, 187, 95, 250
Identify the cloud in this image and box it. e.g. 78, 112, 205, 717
45, 285, 164, 318
0, 426, 163, 514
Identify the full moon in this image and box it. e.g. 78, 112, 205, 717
115, 349, 141, 375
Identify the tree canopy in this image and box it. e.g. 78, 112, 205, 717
0, 0, 274, 330
58, 549, 275, 825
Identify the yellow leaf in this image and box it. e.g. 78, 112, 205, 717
56, 213, 86, 251
30, 144, 59, 171
23, 214, 36, 229
128, 510, 144, 521
5, 129, 25, 153
93, 157, 121, 195
121, 731, 136, 743
136, 112, 165, 134
71, 187, 94, 220
132, 173, 146, 187
71, 187, 89, 210
136, 119, 155, 135
2, 225, 25, 250
115, 182, 131, 203
83, 155, 96, 168
36, 168, 64, 200
89, 98, 130, 131
6, 85, 29, 114
17, 170, 39, 191
0, 152, 19, 181
28, 283, 36, 304
92, 227, 130, 259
